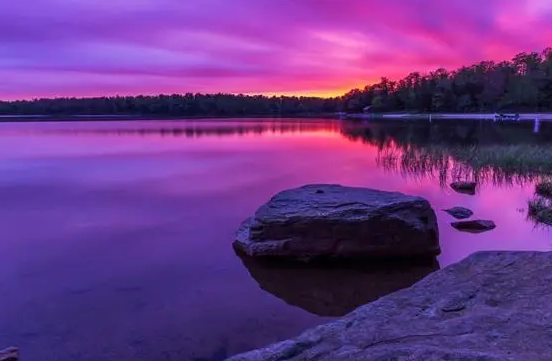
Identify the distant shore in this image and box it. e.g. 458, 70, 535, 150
345, 112, 552, 121
1, 112, 552, 123
0, 113, 338, 122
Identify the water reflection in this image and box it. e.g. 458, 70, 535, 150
534, 118, 541, 134
1, 118, 552, 361
342, 119, 552, 188
19, 120, 340, 138
237, 252, 439, 317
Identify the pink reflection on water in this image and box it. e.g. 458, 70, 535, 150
0, 119, 548, 264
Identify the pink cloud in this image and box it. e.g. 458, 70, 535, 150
0, 0, 550, 99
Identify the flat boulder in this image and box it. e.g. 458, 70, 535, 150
234, 184, 439, 259
452, 220, 496, 233
450, 181, 477, 195
443, 206, 473, 219
226, 251, 552, 361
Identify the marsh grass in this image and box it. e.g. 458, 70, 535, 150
446, 145, 552, 177
376, 143, 549, 188
536, 181, 552, 199
527, 196, 552, 226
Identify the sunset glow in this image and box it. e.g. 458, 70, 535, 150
1, 0, 551, 99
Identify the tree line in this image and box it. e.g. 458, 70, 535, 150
0, 94, 339, 117
1, 48, 551, 116
343, 48, 552, 113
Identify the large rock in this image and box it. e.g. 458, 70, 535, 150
237, 252, 439, 317
234, 185, 439, 259
226, 251, 552, 361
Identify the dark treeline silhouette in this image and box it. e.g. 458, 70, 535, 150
0, 94, 339, 117
343, 48, 552, 113
1, 49, 551, 116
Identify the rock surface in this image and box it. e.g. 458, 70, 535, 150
237, 251, 439, 317
234, 184, 439, 259
450, 181, 477, 195
443, 206, 473, 219
451, 220, 496, 233
0, 348, 18, 361
226, 251, 552, 361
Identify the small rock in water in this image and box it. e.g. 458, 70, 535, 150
443, 206, 474, 219
0, 347, 18, 361
450, 181, 477, 195
451, 220, 496, 233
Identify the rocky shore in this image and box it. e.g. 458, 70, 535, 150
227, 184, 542, 361
227, 251, 552, 361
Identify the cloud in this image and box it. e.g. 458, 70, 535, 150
0, 0, 550, 99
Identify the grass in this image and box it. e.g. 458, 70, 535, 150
376, 143, 549, 188
527, 196, 552, 226
528, 197, 549, 215
536, 181, 552, 199
445, 145, 552, 176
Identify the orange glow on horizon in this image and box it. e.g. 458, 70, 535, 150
252, 81, 377, 98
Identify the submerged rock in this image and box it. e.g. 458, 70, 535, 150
443, 206, 473, 219
450, 181, 477, 195
226, 251, 552, 361
234, 184, 439, 260
0, 348, 18, 361
451, 220, 496, 233
237, 251, 439, 317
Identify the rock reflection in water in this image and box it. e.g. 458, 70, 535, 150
237, 252, 439, 317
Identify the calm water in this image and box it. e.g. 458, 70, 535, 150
0, 119, 550, 361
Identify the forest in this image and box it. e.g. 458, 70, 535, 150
1, 48, 551, 116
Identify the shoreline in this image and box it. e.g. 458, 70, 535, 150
2, 112, 552, 123
345, 112, 552, 120
0, 114, 337, 123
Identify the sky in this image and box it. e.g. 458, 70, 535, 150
0, 0, 551, 100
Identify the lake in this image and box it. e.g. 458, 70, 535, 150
0, 118, 550, 361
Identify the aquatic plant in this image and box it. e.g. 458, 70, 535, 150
527, 196, 552, 226
376, 143, 546, 188
536, 181, 552, 199
446, 145, 552, 177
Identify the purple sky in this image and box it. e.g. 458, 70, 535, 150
1, 0, 551, 99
